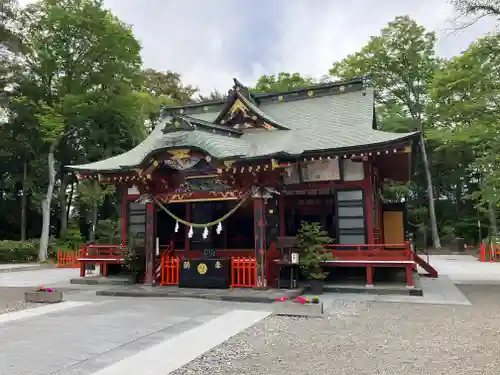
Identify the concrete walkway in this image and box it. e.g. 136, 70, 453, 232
0, 268, 79, 287
0, 263, 44, 273
0, 297, 271, 375
421, 254, 500, 283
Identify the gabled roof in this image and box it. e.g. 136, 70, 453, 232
67, 77, 419, 173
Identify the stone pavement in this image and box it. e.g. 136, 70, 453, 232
0, 296, 271, 375
0, 268, 80, 287
0, 264, 44, 273
424, 254, 500, 283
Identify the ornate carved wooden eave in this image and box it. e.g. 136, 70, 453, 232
215, 158, 291, 190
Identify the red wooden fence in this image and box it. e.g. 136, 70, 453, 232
160, 253, 180, 285
57, 251, 80, 268
230, 257, 256, 287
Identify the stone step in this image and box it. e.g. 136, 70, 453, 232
70, 275, 135, 285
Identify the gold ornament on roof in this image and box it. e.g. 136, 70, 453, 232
230, 99, 248, 114
168, 149, 190, 160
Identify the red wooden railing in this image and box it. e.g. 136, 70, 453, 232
231, 257, 256, 287
78, 244, 126, 260
322, 242, 413, 261
57, 251, 80, 268
78, 244, 125, 277
160, 253, 180, 285
480, 243, 500, 262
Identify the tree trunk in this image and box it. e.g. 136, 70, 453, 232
39, 145, 56, 262
66, 180, 74, 225
488, 200, 498, 242
20, 162, 27, 241
89, 199, 98, 242
59, 174, 68, 236
419, 134, 441, 249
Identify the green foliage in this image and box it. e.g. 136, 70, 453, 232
60, 222, 83, 251
123, 240, 144, 281
252, 72, 315, 93
0, 240, 38, 263
95, 219, 121, 244
0, 239, 57, 263
297, 222, 333, 280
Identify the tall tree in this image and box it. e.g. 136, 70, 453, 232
252, 72, 315, 93
329, 16, 442, 249
17, 0, 143, 260
451, 0, 500, 22
197, 89, 227, 102
142, 68, 197, 104
0, 0, 22, 103
429, 34, 500, 238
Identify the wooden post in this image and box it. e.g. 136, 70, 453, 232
253, 189, 267, 288
144, 201, 155, 285
405, 264, 414, 288
366, 265, 374, 287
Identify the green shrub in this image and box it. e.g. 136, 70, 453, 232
60, 223, 84, 251
0, 238, 61, 263
0, 240, 39, 263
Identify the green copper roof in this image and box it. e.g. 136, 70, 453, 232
67, 78, 418, 173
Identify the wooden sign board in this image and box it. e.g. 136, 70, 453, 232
301, 159, 340, 182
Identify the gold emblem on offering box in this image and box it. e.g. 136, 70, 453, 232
197, 263, 208, 275
183, 261, 191, 269
215, 261, 222, 269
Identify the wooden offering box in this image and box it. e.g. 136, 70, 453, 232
179, 258, 230, 289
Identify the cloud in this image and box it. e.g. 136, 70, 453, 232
271, 0, 497, 81
16, 0, 499, 94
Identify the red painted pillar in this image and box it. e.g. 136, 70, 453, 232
253, 192, 267, 288
363, 162, 375, 244
144, 201, 155, 285
405, 264, 414, 288
366, 265, 374, 287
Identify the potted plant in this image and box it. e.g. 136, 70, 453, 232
297, 221, 333, 294
25, 285, 63, 303
124, 244, 145, 283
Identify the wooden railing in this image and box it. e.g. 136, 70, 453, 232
322, 242, 413, 261
231, 257, 256, 287
160, 253, 180, 285
78, 244, 125, 261
479, 243, 500, 262
57, 251, 79, 268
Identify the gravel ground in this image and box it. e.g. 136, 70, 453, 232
170, 285, 500, 375
0, 287, 40, 314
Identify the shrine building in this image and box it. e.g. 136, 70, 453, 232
68, 77, 436, 289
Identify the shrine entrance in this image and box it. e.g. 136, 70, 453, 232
155, 199, 254, 252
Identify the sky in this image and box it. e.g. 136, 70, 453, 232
19, 0, 498, 94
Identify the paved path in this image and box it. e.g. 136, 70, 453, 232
0, 264, 43, 273
422, 254, 500, 283
0, 297, 270, 375
0, 268, 79, 287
